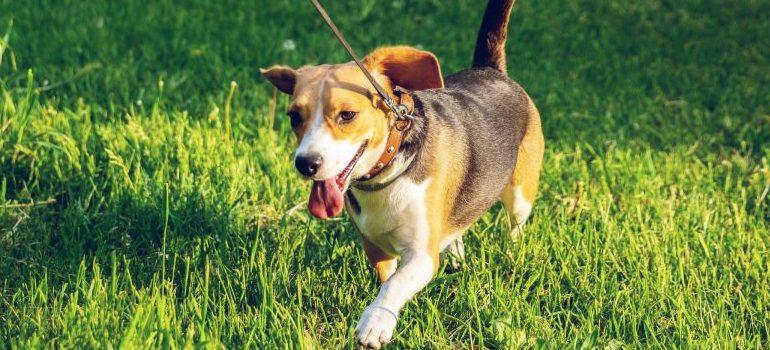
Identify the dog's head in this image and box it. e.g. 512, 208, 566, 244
261, 46, 443, 219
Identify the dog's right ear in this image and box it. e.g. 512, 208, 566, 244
260, 65, 297, 94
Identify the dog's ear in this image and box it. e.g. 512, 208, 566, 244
364, 46, 444, 91
260, 65, 298, 94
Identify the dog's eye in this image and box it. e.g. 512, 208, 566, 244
338, 111, 357, 122
287, 111, 302, 128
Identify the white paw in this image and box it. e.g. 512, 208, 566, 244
355, 305, 398, 349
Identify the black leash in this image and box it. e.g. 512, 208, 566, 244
309, 0, 414, 121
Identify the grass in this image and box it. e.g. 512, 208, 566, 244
1, 0, 769, 348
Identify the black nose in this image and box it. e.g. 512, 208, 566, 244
295, 153, 323, 177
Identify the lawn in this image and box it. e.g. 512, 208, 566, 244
1, 0, 769, 348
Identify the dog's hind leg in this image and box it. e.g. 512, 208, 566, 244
441, 234, 465, 270
501, 98, 544, 237
502, 185, 533, 237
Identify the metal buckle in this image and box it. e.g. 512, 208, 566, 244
383, 95, 414, 122
395, 104, 414, 121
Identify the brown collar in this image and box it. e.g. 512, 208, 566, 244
359, 87, 415, 181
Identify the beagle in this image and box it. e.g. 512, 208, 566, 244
261, 0, 543, 347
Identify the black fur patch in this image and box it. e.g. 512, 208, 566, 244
345, 191, 361, 215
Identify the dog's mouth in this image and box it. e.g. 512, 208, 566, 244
335, 141, 368, 190
308, 141, 367, 219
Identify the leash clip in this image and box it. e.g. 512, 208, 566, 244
395, 104, 415, 121
390, 86, 416, 121
383, 96, 414, 122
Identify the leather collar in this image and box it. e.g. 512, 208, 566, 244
358, 86, 415, 181
354, 154, 415, 192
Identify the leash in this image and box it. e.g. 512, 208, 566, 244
309, 0, 415, 122
310, 0, 417, 183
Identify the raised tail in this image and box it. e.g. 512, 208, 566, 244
472, 0, 516, 73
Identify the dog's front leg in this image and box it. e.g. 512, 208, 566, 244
355, 249, 437, 349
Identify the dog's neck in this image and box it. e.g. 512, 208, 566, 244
353, 152, 416, 192
398, 97, 427, 159
353, 98, 426, 192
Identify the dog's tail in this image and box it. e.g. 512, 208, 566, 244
472, 0, 516, 74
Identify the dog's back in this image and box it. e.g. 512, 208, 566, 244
404, 0, 543, 231
410, 70, 530, 228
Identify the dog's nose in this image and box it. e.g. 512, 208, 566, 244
295, 153, 323, 177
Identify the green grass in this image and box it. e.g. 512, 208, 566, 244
1, 0, 769, 348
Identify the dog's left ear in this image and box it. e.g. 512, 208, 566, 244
364, 46, 444, 91
260, 65, 298, 94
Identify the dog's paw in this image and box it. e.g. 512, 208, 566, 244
355, 305, 398, 349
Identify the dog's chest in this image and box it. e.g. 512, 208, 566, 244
347, 178, 431, 256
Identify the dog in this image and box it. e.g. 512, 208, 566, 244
261, 0, 543, 347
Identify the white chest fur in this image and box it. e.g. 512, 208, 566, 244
347, 178, 431, 256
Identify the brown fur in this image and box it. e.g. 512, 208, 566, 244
364, 46, 444, 90
502, 97, 544, 230
513, 98, 544, 203
362, 236, 397, 283
283, 65, 389, 147
425, 128, 466, 271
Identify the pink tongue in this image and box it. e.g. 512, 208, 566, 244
308, 179, 344, 219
